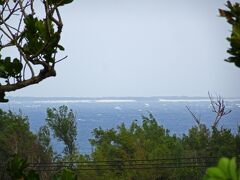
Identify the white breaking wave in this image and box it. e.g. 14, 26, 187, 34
77, 118, 86, 122
95, 99, 136, 103
144, 103, 150, 107
25, 99, 136, 104
33, 100, 93, 104
24, 105, 41, 108
159, 99, 240, 102
114, 106, 122, 110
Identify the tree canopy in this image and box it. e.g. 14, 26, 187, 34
46, 105, 77, 156
0, 0, 74, 102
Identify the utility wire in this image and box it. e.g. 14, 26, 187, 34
17, 157, 220, 172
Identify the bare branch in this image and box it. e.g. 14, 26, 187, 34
0, 1, 19, 25
208, 92, 232, 128
55, 55, 68, 64
186, 106, 201, 126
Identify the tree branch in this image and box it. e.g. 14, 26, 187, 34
0, 68, 56, 92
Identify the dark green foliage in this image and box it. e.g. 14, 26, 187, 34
0, 109, 52, 178
46, 105, 77, 156
0, 56, 23, 79
52, 168, 77, 180
23, 15, 63, 63
6, 154, 29, 179
182, 124, 237, 158
86, 114, 238, 179
210, 127, 237, 157
0, 91, 8, 102
0, 110, 35, 159
88, 115, 184, 179
0, 108, 78, 179
219, 1, 240, 67
49, 0, 74, 6
5, 155, 76, 180
38, 125, 53, 157
6, 155, 40, 180
90, 114, 178, 162
182, 124, 210, 157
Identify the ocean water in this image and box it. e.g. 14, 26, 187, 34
0, 97, 239, 154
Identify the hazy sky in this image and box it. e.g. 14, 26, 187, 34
10, 0, 240, 97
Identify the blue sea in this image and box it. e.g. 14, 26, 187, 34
0, 97, 239, 154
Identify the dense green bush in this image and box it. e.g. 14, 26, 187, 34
0, 110, 52, 164
84, 114, 239, 179
0, 108, 238, 179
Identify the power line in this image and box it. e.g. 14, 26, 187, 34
20, 157, 220, 172
28, 156, 219, 165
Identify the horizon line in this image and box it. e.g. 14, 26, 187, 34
7, 95, 240, 99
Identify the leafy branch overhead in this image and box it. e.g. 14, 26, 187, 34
0, 0, 74, 102
219, 1, 240, 68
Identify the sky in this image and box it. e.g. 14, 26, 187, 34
9, 0, 240, 97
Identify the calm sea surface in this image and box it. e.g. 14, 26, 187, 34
0, 97, 239, 154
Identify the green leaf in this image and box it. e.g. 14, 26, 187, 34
12, 58, 23, 74
5, 57, 11, 63
218, 157, 230, 178
235, 60, 240, 67
0, 92, 8, 102
49, 0, 74, 6
229, 158, 238, 180
206, 167, 227, 179
57, 44, 65, 51
203, 177, 220, 180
